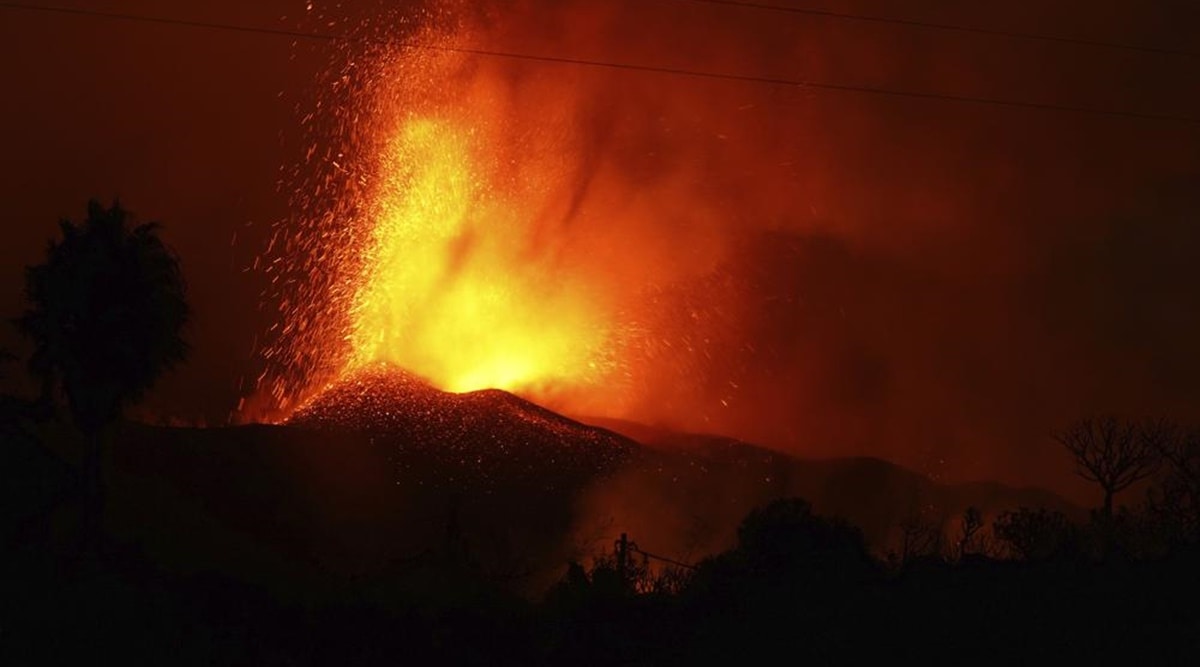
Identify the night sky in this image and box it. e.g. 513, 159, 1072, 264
3, 0, 1200, 500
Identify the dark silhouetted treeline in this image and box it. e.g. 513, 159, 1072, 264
4, 205, 1199, 662
4, 433, 1199, 665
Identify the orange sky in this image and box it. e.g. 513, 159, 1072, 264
2, 0, 1199, 501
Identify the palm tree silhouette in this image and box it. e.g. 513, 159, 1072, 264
17, 200, 188, 553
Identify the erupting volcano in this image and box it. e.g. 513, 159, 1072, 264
344, 114, 615, 396
251, 0, 761, 429
249, 0, 1186, 491
252, 3, 690, 422
9, 0, 1200, 660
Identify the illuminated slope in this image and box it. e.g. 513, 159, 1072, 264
286, 363, 635, 487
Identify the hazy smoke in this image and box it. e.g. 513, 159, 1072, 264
263, 0, 1200, 497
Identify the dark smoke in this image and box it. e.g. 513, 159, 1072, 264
3, 0, 1198, 503
425, 0, 1200, 497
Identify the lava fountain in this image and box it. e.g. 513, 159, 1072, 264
345, 115, 614, 395
248, 0, 764, 425
249, 5, 640, 421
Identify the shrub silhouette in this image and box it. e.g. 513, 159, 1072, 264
737, 498, 871, 571
690, 497, 876, 606
994, 507, 1077, 561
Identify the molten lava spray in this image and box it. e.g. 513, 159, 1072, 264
254, 0, 756, 422
239, 0, 1200, 498
347, 114, 615, 396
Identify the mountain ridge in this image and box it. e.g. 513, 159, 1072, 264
82, 367, 1083, 593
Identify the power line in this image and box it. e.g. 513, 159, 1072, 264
0, 2, 342, 42
615, 533, 698, 572
2, 1, 1198, 126
663, 0, 1200, 59
631, 546, 698, 571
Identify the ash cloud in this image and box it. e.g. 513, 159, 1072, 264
402, 0, 1200, 494
5, 0, 1195, 501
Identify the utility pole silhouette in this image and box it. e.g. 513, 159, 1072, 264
613, 531, 697, 582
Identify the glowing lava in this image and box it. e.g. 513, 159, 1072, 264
248, 1, 748, 424
346, 116, 612, 395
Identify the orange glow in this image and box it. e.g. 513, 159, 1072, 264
249, 1, 755, 425
346, 115, 613, 394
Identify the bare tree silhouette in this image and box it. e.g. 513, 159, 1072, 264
954, 506, 985, 561
1055, 416, 1159, 518
888, 498, 943, 568
16, 200, 188, 553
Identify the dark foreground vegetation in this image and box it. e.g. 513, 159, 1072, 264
4, 202, 1199, 663
4, 409, 1200, 664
